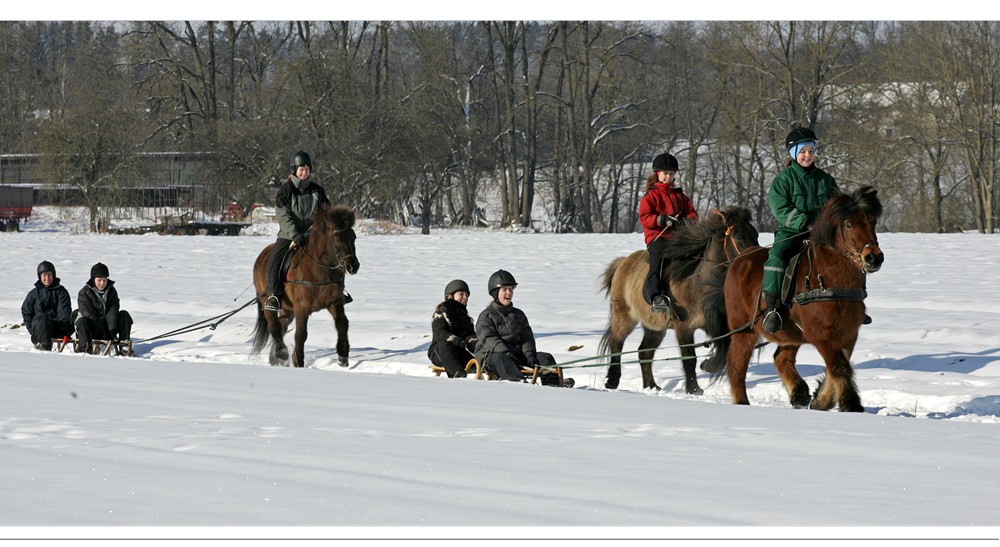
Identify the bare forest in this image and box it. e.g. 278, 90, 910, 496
2, 21, 998, 233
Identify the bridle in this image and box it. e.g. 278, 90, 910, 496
286, 226, 356, 286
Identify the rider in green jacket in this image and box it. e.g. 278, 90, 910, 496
762, 127, 839, 333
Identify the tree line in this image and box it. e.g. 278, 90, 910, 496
1, 20, 998, 234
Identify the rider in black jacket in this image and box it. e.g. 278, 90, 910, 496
75, 262, 133, 353
21, 260, 73, 350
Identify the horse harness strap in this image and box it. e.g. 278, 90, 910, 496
782, 241, 867, 307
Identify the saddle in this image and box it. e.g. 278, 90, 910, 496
779, 241, 867, 308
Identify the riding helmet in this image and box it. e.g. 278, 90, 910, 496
487, 269, 518, 295
290, 150, 312, 173
652, 153, 679, 172
444, 279, 471, 297
785, 127, 819, 150
36, 260, 55, 278
90, 262, 110, 279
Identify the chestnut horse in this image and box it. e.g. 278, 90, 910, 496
720, 185, 883, 411
251, 203, 360, 367
599, 207, 759, 392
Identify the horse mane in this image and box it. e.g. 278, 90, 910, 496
664, 206, 753, 280
811, 185, 882, 246
313, 203, 357, 231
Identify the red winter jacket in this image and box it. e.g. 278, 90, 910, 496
639, 183, 698, 245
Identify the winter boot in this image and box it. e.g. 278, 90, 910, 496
762, 292, 783, 333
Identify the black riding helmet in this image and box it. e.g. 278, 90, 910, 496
291, 150, 312, 174
487, 269, 518, 299
444, 279, 470, 298
37, 260, 55, 279
785, 127, 819, 150
652, 152, 679, 172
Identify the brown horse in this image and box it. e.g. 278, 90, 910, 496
599, 207, 759, 392
720, 185, 883, 411
251, 203, 360, 367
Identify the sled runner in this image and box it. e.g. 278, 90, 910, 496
430, 358, 572, 387
48, 337, 134, 356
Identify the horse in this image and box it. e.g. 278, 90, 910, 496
250, 203, 360, 368
599, 206, 760, 392
719, 185, 883, 411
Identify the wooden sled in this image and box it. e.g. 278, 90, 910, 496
430, 358, 483, 379
50, 338, 134, 357
430, 358, 571, 386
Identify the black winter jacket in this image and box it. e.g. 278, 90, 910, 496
428, 299, 476, 359
473, 301, 538, 366
275, 176, 330, 240
21, 278, 72, 332
77, 279, 122, 332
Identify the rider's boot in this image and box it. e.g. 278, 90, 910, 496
762, 291, 783, 333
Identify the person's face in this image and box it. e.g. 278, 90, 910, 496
449, 290, 469, 306
496, 285, 514, 306
795, 144, 816, 168
39, 271, 54, 286
656, 170, 676, 184
94, 277, 108, 291
296, 165, 311, 180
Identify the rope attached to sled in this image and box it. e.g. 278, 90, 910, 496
133, 297, 257, 344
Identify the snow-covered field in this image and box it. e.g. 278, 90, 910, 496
2, 208, 999, 544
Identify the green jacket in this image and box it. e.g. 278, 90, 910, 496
768, 162, 839, 232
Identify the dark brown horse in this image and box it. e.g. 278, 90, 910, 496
599, 207, 759, 392
251, 203, 360, 367
720, 185, 883, 411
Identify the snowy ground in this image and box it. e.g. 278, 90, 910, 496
1, 208, 999, 544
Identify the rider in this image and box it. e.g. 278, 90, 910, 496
761, 127, 840, 333
21, 260, 73, 350
639, 152, 698, 315
473, 269, 570, 387
74, 262, 134, 353
264, 150, 330, 311
428, 279, 477, 378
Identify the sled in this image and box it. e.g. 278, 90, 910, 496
429, 358, 571, 386
430, 358, 483, 379
49, 337, 134, 357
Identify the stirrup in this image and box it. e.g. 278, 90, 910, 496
651, 294, 672, 313
762, 310, 783, 333
264, 295, 281, 311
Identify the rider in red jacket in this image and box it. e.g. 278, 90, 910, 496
639, 152, 698, 314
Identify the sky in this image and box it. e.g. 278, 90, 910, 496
1, 207, 999, 546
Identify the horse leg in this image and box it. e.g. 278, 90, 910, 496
810, 344, 863, 412
638, 327, 666, 390
773, 344, 810, 408
267, 311, 290, 366
726, 331, 757, 405
674, 326, 702, 395
602, 315, 636, 390
291, 311, 309, 368
328, 303, 350, 368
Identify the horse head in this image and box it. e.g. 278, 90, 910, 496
312, 203, 360, 275
812, 185, 884, 273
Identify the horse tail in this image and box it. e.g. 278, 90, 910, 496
700, 264, 730, 381
249, 298, 270, 355
598, 256, 626, 360
600, 256, 626, 298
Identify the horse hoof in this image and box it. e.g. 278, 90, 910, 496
685, 384, 704, 396
604, 381, 619, 390
338, 356, 350, 368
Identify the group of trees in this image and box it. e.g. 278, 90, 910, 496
1, 20, 999, 233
